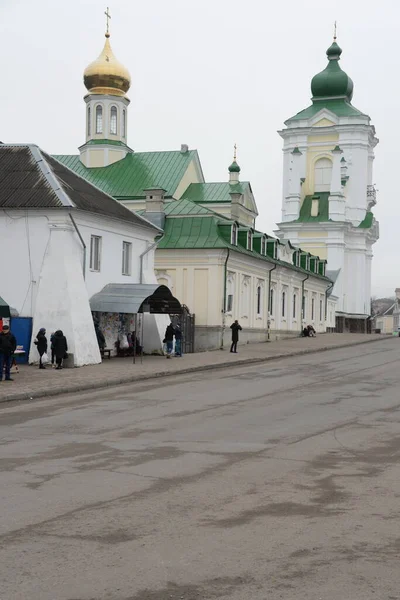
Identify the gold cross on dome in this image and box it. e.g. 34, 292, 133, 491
334, 20, 337, 41
105, 7, 111, 34
234, 143, 237, 161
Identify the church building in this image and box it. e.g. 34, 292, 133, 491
275, 35, 379, 332
54, 21, 337, 350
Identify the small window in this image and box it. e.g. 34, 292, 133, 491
122, 241, 132, 276
231, 224, 238, 245
257, 286, 262, 315
293, 294, 296, 318
302, 295, 306, 319
96, 105, 103, 134
110, 106, 117, 135
227, 294, 233, 312
311, 298, 315, 321
320, 299, 323, 321
90, 235, 102, 271
269, 288, 274, 316
122, 109, 126, 138
261, 236, 266, 256
282, 291, 286, 318
87, 107, 91, 136
247, 231, 253, 251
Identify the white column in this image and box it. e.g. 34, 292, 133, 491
329, 146, 346, 221
283, 148, 302, 222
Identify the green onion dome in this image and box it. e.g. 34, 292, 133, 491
228, 160, 241, 173
311, 41, 354, 101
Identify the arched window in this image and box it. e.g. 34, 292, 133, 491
293, 294, 297, 318
110, 106, 117, 135
314, 158, 332, 192
269, 288, 274, 316
311, 298, 315, 321
282, 291, 286, 317
87, 107, 91, 136
122, 109, 126, 138
96, 105, 103, 134
257, 285, 262, 316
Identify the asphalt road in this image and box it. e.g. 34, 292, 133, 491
1, 339, 400, 600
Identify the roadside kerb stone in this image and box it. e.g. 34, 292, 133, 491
0, 335, 391, 405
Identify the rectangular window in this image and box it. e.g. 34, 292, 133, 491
122, 241, 132, 276
269, 289, 274, 316
320, 298, 323, 321
227, 294, 233, 312
90, 235, 102, 271
257, 286, 262, 315
282, 291, 286, 317
302, 295, 306, 319
311, 298, 315, 321
293, 294, 296, 318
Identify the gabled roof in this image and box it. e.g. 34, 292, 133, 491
181, 181, 251, 203
54, 150, 203, 200
376, 303, 396, 318
0, 144, 159, 231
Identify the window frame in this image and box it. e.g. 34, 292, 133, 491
87, 106, 91, 136
293, 293, 296, 319
282, 291, 286, 318
95, 105, 103, 134
269, 288, 274, 317
256, 285, 262, 316
122, 240, 132, 276
110, 105, 118, 135
90, 235, 102, 272
122, 109, 126, 138
231, 223, 238, 246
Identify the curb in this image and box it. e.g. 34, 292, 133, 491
0, 336, 392, 405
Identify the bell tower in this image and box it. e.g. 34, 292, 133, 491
80, 8, 132, 168
276, 34, 379, 331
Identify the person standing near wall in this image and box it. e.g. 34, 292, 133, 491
230, 320, 242, 353
52, 330, 68, 370
164, 324, 175, 359
0, 325, 17, 381
34, 328, 48, 369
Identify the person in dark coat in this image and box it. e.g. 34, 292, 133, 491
34, 328, 48, 369
95, 324, 106, 351
52, 330, 68, 370
174, 326, 182, 357
0, 324, 17, 381
163, 324, 175, 358
230, 320, 242, 353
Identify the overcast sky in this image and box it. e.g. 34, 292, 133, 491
1, 0, 397, 297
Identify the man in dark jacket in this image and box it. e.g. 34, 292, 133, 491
34, 328, 48, 369
52, 330, 68, 370
164, 324, 175, 358
0, 324, 17, 381
230, 320, 242, 353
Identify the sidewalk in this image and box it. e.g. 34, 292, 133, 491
0, 334, 392, 404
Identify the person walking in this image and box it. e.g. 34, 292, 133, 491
163, 324, 175, 358
34, 328, 48, 369
174, 326, 182, 357
0, 324, 17, 381
230, 320, 242, 353
52, 330, 68, 370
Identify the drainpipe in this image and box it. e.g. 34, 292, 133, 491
69, 213, 86, 279
267, 264, 277, 340
139, 235, 164, 284
220, 248, 230, 349
301, 274, 309, 333
325, 281, 334, 331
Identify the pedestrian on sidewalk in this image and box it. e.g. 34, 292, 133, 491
0, 324, 17, 382
230, 320, 242, 353
163, 324, 175, 358
50, 332, 56, 368
174, 326, 182, 357
34, 328, 48, 369
52, 330, 68, 370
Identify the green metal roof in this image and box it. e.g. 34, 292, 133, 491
181, 182, 250, 203
358, 211, 374, 228
297, 192, 330, 222
286, 99, 367, 123
53, 150, 201, 200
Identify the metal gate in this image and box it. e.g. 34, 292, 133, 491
171, 305, 195, 354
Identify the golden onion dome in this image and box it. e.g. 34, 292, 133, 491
83, 33, 131, 97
